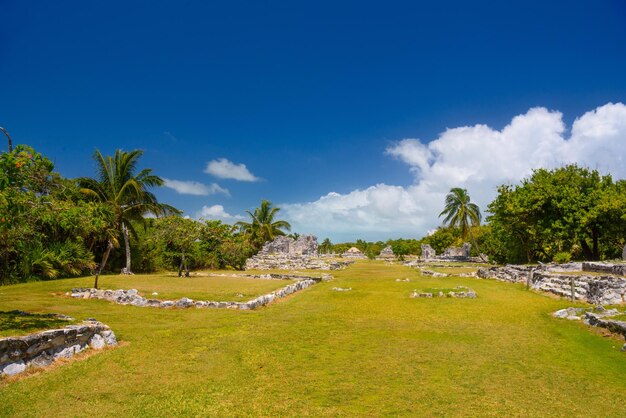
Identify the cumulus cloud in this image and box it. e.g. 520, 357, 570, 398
163, 178, 230, 196
196, 204, 244, 223
283, 103, 626, 241
204, 158, 260, 181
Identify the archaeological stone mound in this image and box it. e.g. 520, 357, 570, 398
246, 235, 351, 270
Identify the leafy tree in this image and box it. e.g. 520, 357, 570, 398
152, 216, 203, 276
235, 199, 291, 248
78, 149, 178, 282
439, 188, 485, 261
0, 145, 108, 283
487, 165, 626, 263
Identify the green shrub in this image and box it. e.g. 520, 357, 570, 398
553, 251, 572, 264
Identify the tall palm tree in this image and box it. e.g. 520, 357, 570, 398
235, 199, 291, 247
78, 149, 178, 280
439, 187, 485, 261
320, 238, 333, 254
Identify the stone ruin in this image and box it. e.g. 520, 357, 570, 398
342, 247, 367, 259
477, 263, 626, 305
420, 243, 472, 261
376, 245, 394, 260
0, 316, 117, 377
245, 235, 352, 270
421, 244, 437, 260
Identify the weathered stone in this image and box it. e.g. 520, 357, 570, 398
175, 297, 194, 308
1, 361, 26, 376
421, 244, 436, 260
89, 334, 106, 349
101, 331, 118, 346
332, 287, 352, 292
376, 246, 394, 260
342, 247, 367, 259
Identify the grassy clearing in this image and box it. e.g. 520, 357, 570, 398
0, 311, 77, 337
50, 272, 297, 302
1, 261, 626, 416
428, 266, 478, 275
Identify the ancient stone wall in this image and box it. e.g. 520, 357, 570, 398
0, 320, 117, 377
477, 265, 626, 304
71, 276, 322, 310
582, 262, 626, 276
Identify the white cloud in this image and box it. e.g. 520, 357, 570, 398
163, 178, 230, 196
196, 204, 244, 223
283, 103, 626, 241
204, 158, 260, 182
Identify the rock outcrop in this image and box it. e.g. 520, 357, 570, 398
0, 320, 117, 377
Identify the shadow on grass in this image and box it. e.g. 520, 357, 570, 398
0, 311, 74, 337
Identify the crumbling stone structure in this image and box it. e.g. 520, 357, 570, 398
342, 247, 367, 259
245, 235, 351, 270
376, 245, 394, 260
0, 319, 117, 377
421, 243, 472, 261
477, 264, 626, 305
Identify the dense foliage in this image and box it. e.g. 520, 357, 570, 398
486, 165, 626, 263
0, 146, 113, 283
0, 146, 260, 285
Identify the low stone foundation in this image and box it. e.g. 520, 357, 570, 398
410, 286, 477, 299
477, 265, 626, 304
0, 320, 117, 377
582, 262, 626, 276
71, 276, 321, 310
554, 306, 626, 346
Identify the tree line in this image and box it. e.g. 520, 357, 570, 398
0, 145, 290, 285
2, 143, 624, 285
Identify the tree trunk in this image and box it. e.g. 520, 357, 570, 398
592, 229, 599, 260
94, 240, 114, 289
468, 227, 487, 262
580, 239, 593, 260
122, 222, 132, 274
178, 252, 185, 277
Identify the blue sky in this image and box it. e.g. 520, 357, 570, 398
2, 0, 626, 241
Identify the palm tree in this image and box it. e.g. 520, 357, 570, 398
320, 238, 333, 254
235, 199, 291, 247
78, 149, 178, 281
439, 187, 485, 261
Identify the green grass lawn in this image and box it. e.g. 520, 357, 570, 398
0, 311, 77, 337
2, 261, 626, 416
37, 272, 297, 302
428, 266, 478, 275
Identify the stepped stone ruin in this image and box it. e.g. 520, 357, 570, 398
342, 247, 367, 259
245, 235, 352, 270
376, 245, 394, 260
420, 243, 473, 261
